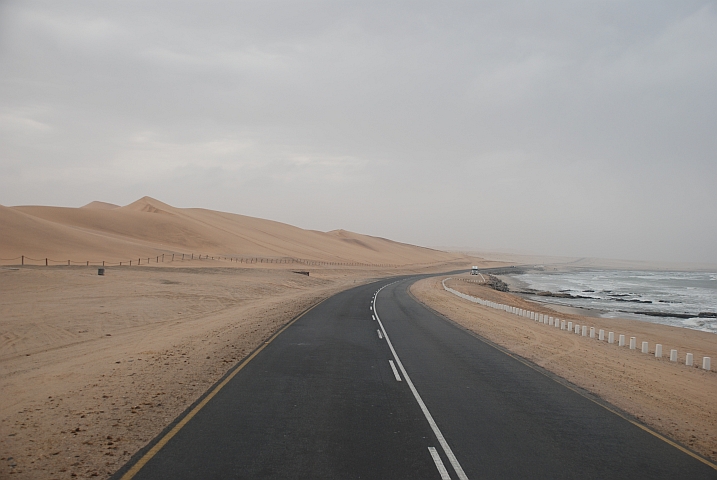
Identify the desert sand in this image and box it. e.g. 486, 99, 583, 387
0, 197, 466, 267
411, 275, 717, 464
1, 266, 497, 479
0, 198, 485, 478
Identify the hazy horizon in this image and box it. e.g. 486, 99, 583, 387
1, 1, 716, 264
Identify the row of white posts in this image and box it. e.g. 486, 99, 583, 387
442, 279, 712, 371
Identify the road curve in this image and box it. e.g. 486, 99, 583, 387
113, 276, 717, 479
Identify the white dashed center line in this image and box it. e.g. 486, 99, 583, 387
389, 360, 401, 381
377, 329, 383, 339
374, 282, 469, 480
428, 447, 452, 480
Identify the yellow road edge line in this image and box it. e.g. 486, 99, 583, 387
414, 278, 717, 472
120, 299, 327, 480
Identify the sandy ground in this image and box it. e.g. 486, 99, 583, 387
0, 265, 387, 479
0, 261, 495, 479
411, 275, 717, 465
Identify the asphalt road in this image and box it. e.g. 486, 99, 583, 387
114, 276, 717, 479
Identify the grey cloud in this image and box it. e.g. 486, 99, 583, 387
1, 1, 716, 263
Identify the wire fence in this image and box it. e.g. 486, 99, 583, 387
0, 253, 420, 268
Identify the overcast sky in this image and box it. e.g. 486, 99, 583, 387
1, 1, 716, 264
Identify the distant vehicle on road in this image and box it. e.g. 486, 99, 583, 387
471, 266, 479, 275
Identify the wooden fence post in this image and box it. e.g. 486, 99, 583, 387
22, 255, 24, 266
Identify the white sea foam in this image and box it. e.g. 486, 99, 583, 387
512, 270, 717, 334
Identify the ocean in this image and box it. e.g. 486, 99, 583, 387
510, 270, 717, 334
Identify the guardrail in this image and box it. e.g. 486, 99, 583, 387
442, 278, 712, 372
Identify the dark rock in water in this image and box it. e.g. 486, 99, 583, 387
698, 312, 717, 318
583, 289, 595, 293
612, 297, 652, 304
485, 275, 509, 292
536, 291, 591, 299
629, 310, 694, 319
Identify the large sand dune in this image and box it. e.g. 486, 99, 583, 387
2, 197, 464, 266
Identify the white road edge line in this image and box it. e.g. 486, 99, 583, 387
428, 447, 452, 480
374, 282, 469, 480
377, 329, 383, 339
389, 360, 401, 381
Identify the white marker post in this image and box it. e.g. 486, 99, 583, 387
704, 357, 712, 371
567, 321, 573, 332
554, 318, 560, 329
642, 341, 649, 354
599, 329, 605, 341
618, 334, 625, 347
670, 349, 677, 362
655, 344, 663, 358
686, 353, 693, 366
549, 317, 553, 326
561, 320, 566, 330
608, 332, 615, 344
582, 326, 587, 336
590, 327, 595, 338
629, 337, 636, 350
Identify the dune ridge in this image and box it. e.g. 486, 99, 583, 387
1, 197, 466, 266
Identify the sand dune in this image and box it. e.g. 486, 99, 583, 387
81, 201, 120, 210
2, 197, 466, 266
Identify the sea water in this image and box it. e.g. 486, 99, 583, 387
511, 270, 717, 333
